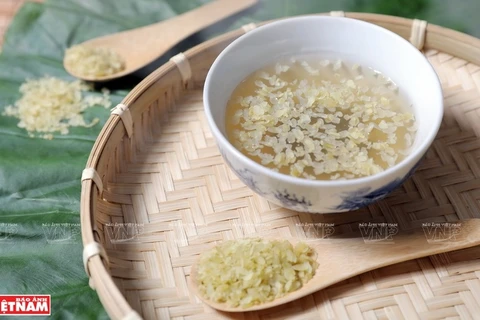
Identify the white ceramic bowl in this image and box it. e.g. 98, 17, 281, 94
203, 16, 443, 213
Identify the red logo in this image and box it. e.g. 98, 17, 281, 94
0, 295, 50, 316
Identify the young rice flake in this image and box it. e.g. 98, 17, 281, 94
196, 238, 318, 308
2, 75, 112, 140
64, 45, 126, 78
225, 57, 417, 180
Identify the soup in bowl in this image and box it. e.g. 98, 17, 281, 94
203, 16, 443, 213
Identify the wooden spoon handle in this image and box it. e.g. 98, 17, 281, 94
309, 219, 480, 291
247, 219, 480, 311
145, 0, 258, 44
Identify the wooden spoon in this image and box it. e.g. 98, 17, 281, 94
189, 219, 480, 312
63, 0, 258, 81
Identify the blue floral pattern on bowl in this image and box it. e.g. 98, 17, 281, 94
273, 189, 312, 211
333, 160, 422, 211
219, 147, 268, 196
220, 145, 423, 213
220, 148, 313, 210
236, 168, 268, 196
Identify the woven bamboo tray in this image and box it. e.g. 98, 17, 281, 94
80, 12, 480, 320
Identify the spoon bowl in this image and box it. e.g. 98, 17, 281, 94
189, 219, 480, 312
63, 0, 258, 81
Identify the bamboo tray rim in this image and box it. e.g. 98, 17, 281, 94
80, 11, 480, 320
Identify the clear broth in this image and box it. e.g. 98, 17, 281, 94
225, 56, 416, 180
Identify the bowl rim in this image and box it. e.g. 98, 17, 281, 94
203, 15, 443, 188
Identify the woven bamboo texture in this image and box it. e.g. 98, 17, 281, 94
0, 4, 472, 319
80, 17, 480, 318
